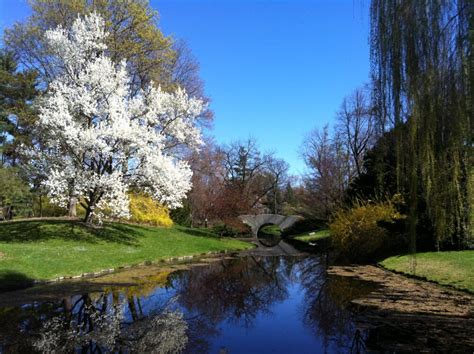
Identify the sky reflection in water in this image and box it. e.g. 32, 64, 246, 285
0, 255, 365, 353
1, 254, 471, 353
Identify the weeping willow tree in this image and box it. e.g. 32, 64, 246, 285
370, 0, 473, 251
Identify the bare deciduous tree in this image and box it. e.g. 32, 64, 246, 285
185, 138, 290, 227
221, 138, 289, 213
301, 126, 350, 219
187, 138, 227, 225
170, 39, 214, 128
336, 86, 375, 179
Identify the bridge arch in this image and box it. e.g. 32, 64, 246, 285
238, 214, 302, 238
256, 223, 284, 247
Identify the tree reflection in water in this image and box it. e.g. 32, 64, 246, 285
33, 294, 124, 352
0, 256, 365, 353
0, 254, 470, 353
31, 294, 188, 353
298, 257, 377, 352
299, 258, 474, 353
173, 256, 294, 324
0, 256, 303, 353
170, 256, 299, 352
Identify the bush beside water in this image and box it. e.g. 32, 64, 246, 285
330, 197, 405, 263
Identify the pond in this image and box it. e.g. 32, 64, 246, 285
0, 251, 472, 353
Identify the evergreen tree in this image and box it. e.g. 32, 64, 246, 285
0, 50, 39, 166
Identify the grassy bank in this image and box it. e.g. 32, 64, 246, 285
293, 229, 330, 243
380, 250, 474, 293
0, 220, 252, 285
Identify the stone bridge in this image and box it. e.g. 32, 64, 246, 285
238, 214, 302, 238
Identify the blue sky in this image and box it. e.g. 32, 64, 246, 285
0, 0, 371, 174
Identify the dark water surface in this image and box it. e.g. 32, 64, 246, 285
0, 253, 472, 353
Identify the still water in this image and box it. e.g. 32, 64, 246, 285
0, 253, 472, 353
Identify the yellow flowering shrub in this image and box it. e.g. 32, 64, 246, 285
128, 193, 173, 227
330, 197, 405, 263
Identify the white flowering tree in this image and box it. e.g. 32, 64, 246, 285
38, 14, 204, 223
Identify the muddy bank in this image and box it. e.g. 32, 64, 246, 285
328, 265, 474, 352
328, 265, 473, 316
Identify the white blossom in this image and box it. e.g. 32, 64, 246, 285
38, 13, 204, 222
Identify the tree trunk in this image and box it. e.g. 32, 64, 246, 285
84, 205, 94, 224
39, 194, 43, 218
128, 296, 138, 321
84, 191, 100, 224
68, 197, 77, 218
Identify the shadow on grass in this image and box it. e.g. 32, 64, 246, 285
0, 220, 141, 245
175, 226, 219, 238
0, 271, 35, 292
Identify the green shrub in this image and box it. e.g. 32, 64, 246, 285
31, 195, 67, 217
0, 167, 33, 218
169, 203, 192, 227
330, 197, 405, 263
211, 223, 242, 238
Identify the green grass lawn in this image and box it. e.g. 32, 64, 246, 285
293, 229, 330, 243
0, 220, 252, 285
259, 225, 282, 236
380, 250, 474, 292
